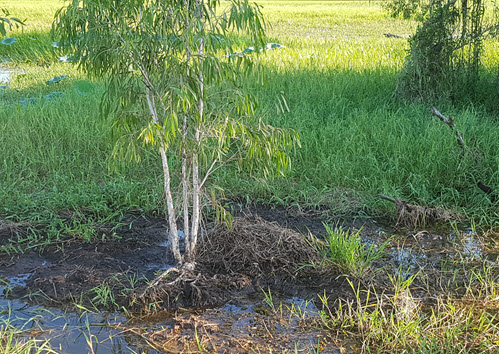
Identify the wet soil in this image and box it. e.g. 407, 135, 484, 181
1, 216, 170, 306
0, 207, 365, 353
1, 205, 498, 353
1, 206, 379, 308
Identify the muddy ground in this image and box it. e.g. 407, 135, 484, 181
0, 206, 377, 352
0, 205, 497, 353
0, 206, 371, 307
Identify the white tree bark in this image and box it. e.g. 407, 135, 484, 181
188, 0, 205, 263
182, 0, 192, 263
145, 88, 182, 266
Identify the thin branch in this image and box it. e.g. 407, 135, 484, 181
430, 107, 465, 148
378, 194, 397, 203
453, 22, 499, 51
199, 153, 239, 190
199, 158, 218, 190
431, 107, 496, 203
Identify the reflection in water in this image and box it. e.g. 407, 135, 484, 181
0, 299, 140, 354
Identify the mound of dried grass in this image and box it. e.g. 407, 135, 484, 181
197, 216, 321, 277
131, 216, 322, 312
379, 195, 459, 228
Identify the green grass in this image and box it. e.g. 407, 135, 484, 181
317, 271, 498, 353
0, 313, 54, 353
320, 224, 389, 277
0, 0, 498, 233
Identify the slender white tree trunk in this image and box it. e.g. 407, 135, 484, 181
159, 145, 182, 265
181, 121, 190, 260
188, 0, 204, 263
182, 0, 192, 262
145, 88, 182, 266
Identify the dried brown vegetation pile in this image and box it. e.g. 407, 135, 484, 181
379, 195, 460, 228
197, 216, 321, 277
132, 216, 323, 311
394, 200, 458, 228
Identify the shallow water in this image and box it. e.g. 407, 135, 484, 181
1, 272, 336, 353
0, 222, 496, 353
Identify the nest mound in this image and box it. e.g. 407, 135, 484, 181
198, 216, 321, 277
130, 216, 322, 312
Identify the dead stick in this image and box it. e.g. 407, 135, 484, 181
430, 107, 465, 148
378, 194, 397, 203
431, 107, 496, 203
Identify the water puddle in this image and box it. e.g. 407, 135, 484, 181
1, 298, 138, 354
158, 229, 185, 250
0, 273, 31, 296
0, 65, 25, 88
0, 271, 336, 353
361, 223, 498, 284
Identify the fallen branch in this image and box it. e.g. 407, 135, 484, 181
384, 33, 403, 38
430, 107, 496, 203
430, 107, 465, 148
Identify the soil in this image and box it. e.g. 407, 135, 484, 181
0, 206, 374, 310
1, 205, 497, 353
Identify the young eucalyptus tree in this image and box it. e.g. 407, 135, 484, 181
54, 0, 297, 271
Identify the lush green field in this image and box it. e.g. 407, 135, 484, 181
0, 2, 498, 352
0, 0, 498, 231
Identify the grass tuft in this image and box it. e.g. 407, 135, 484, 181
322, 224, 389, 277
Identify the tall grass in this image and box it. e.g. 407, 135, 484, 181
0, 0, 498, 229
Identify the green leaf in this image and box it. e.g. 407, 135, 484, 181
43, 91, 63, 100
241, 47, 255, 54
1, 37, 17, 45
9, 17, 24, 25
265, 43, 284, 50
74, 80, 94, 94
46, 75, 67, 85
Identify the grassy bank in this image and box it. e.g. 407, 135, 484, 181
0, 0, 498, 230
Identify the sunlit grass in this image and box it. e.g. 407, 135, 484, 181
320, 224, 389, 277
0, 0, 498, 229
0, 313, 54, 354
317, 273, 499, 353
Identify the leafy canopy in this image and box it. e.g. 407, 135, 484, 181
53, 0, 297, 177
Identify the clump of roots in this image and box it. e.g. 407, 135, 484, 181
131, 216, 321, 312
197, 216, 321, 277
131, 269, 252, 312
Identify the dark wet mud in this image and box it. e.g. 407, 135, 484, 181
0, 206, 498, 353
